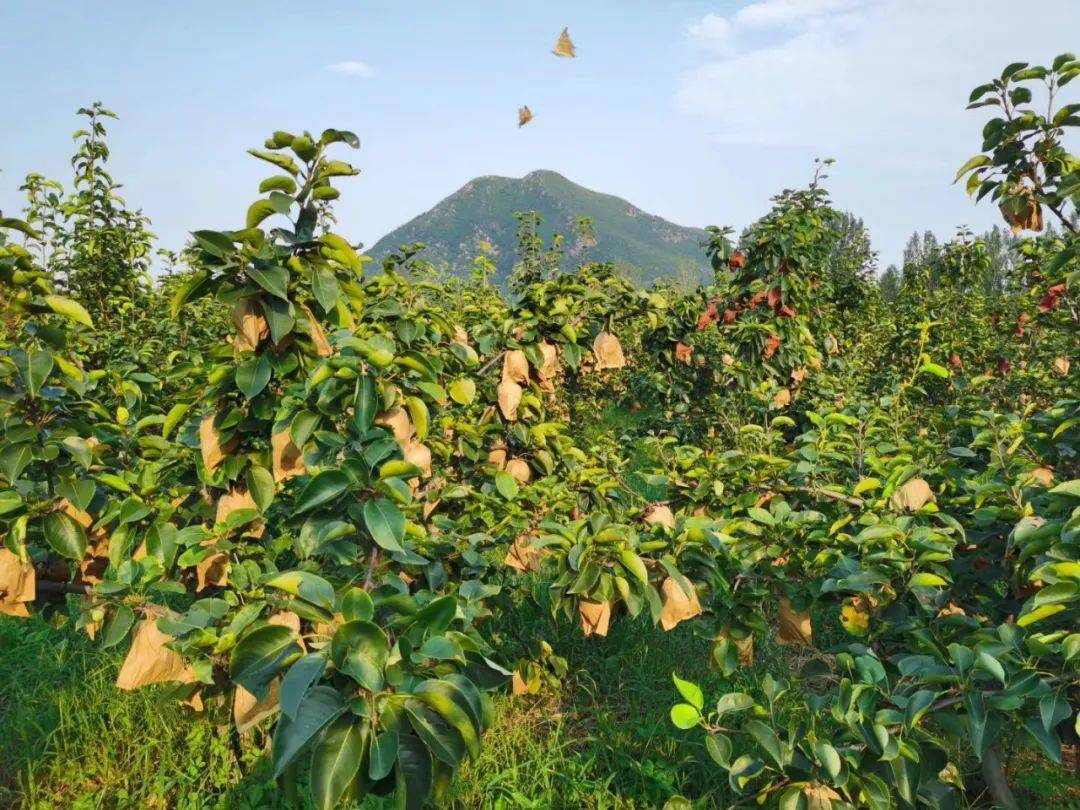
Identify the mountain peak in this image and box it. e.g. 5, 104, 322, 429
370, 172, 709, 286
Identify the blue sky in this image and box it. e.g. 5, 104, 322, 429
2, 0, 1078, 272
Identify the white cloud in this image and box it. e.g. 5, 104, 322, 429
733, 0, 865, 28
327, 60, 376, 78
686, 13, 733, 52
677, 0, 1080, 148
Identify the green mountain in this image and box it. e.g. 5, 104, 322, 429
368, 170, 710, 287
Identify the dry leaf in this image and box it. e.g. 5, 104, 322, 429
452, 326, 470, 345
889, 478, 935, 512
518, 105, 533, 128
376, 407, 413, 444
233, 679, 280, 734
271, 428, 306, 482
999, 189, 1043, 234
300, 304, 333, 357
497, 379, 522, 421
216, 486, 258, 526
502, 349, 530, 384
937, 602, 967, 617
77, 536, 111, 585
777, 597, 812, 645
642, 504, 675, 530
488, 447, 508, 470
721, 353, 735, 367
1053, 356, 1070, 377
715, 628, 754, 668
804, 784, 842, 810
552, 26, 576, 58
660, 577, 702, 631
762, 333, 781, 360
403, 441, 433, 478
0, 549, 34, 617
538, 341, 559, 379
592, 331, 626, 370
773, 388, 791, 408
181, 690, 205, 712
511, 670, 530, 696
200, 414, 234, 473
579, 599, 611, 637
116, 615, 196, 690
504, 535, 541, 572
1028, 467, 1055, 487
506, 458, 531, 483
232, 297, 269, 353
674, 342, 692, 366
59, 498, 93, 529
791, 367, 808, 386
196, 552, 230, 592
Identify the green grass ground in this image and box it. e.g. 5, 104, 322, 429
2, 594, 1078, 808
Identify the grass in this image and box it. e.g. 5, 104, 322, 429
3, 592, 1078, 808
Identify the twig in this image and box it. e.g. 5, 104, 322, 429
751, 482, 864, 508
36, 579, 93, 595
727, 778, 791, 808
477, 351, 506, 377
363, 548, 380, 590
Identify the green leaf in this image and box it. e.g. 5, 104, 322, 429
815, 741, 841, 778
246, 199, 278, 229
412, 679, 481, 759
670, 703, 700, 729
340, 587, 374, 622
259, 175, 297, 194
312, 267, 341, 313
405, 701, 465, 767
280, 653, 328, 721
44, 295, 93, 328
619, 549, 649, 585
236, 353, 271, 399
976, 651, 1006, 685
266, 571, 336, 611
362, 498, 405, 552
909, 572, 948, 588
310, 715, 369, 810
295, 470, 351, 515
245, 465, 275, 512
246, 265, 289, 299
369, 730, 398, 781
716, 692, 755, 715
101, 604, 136, 649
0, 444, 33, 483
394, 733, 433, 810
43, 511, 88, 560
412, 599, 455, 636
494, 471, 519, 501
953, 154, 991, 182
1049, 480, 1080, 498
1022, 716, 1062, 764
163, 403, 191, 440
14, 349, 54, 398
248, 149, 300, 177
331, 621, 388, 691
705, 734, 732, 767
744, 720, 785, 767
231, 624, 302, 700
353, 374, 377, 432
672, 674, 703, 710
169, 269, 211, 317
918, 361, 949, 379
448, 378, 476, 405
272, 686, 346, 777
